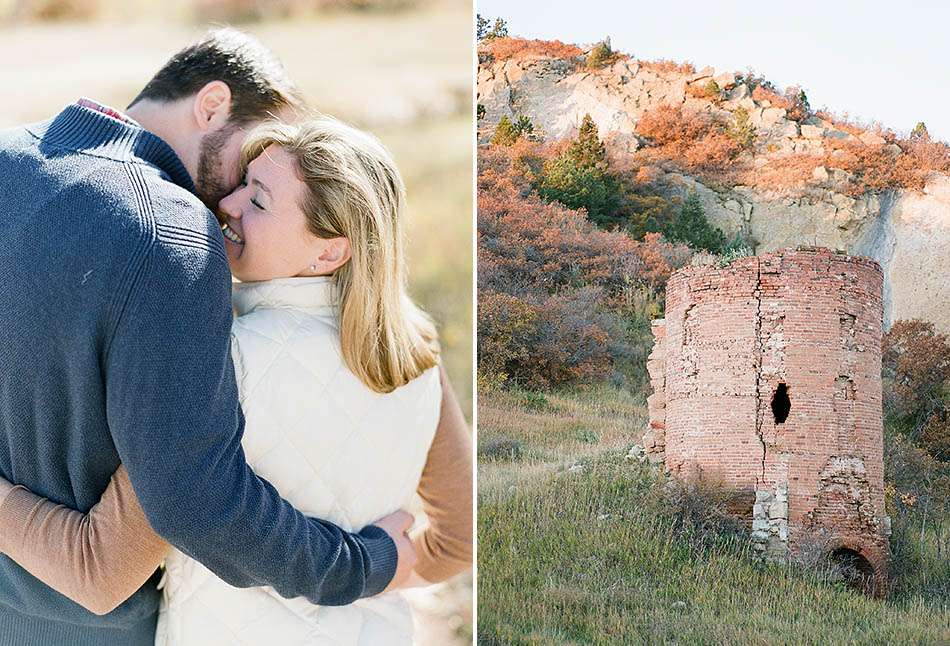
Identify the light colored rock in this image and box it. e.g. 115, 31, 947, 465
728, 83, 749, 101
801, 124, 825, 139
859, 131, 887, 146
773, 120, 800, 138
768, 501, 788, 519
713, 72, 737, 89
885, 143, 903, 157
812, 166, 829, 182
755, 489, 773, 503
761, 107, 787, 126
825, 129, 850, 140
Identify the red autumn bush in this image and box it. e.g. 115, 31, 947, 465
882, 320, 950, 422
479, 37, 583, 62
635, 104, 744, 177
821, 138, 950, 195
638, 59, 696, 75
744, 153, 826, 192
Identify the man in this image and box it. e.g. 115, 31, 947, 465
0, 28, 442, 644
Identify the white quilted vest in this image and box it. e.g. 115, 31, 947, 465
155, 276, 441, 646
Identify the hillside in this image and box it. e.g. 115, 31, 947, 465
477, 37, 950, 333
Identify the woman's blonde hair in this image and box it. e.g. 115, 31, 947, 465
239, 117, 439, 393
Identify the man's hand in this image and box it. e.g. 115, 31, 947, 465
373, 510, 417, 593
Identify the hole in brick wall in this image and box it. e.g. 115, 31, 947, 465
771, 383, 790, 423
828, 547, 875, 594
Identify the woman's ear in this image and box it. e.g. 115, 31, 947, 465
308, 237, 351, 276
193, 81, 232, 132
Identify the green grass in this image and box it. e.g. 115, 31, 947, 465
478, 386, 950, 645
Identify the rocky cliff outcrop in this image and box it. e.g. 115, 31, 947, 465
478, 50, 950, 332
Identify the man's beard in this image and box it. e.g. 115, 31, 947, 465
196, 121, 242, 218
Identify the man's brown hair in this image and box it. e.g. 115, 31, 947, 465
130, 27, 305, 125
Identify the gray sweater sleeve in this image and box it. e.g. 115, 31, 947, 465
104, 238, 397, 604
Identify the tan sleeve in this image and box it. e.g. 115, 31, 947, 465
0, 465, 170, 615
410, 365, 474, 582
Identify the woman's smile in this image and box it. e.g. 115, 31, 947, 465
221, 220, 245, 245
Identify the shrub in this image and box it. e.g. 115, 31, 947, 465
476, 13, 488, 40
477, 289, 538, 386
638, 59, 696, 75
882, 319, 950, 465
485, 16, 508, 40
911, 121, 930, 141
479, 37, 583, 62
716, 236, 755, 267
635, 104, 744, 176
661, 192, 727, 253
514, 115, 534, 137
491, 115, 533, 146
586, 39, 614, 69
785, 86, 811, 121
478, 436, 524, 461
538, 158, 623, 227
884, 429, 950, 600
728, 107, 757, 149
882, 319, 950, 424
703, 79, 722, 99
478, 146, 691, 388
537, 114, 626, 228
491, 116, 519, 146
477, 103, 485, 121
920, 412, 950, 462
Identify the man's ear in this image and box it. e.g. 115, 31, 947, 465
192, 81, 232, 132
310, 237, 351, 275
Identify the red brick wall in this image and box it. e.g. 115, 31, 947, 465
647, 247, 889, 578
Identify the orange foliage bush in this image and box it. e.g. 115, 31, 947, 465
635, 105, 744, 176
478, 143, 692, 387
744, 153, 825, 192
479, 37, 583, 62
638, 59, 696, 75
822, 138, 950, 195
751, 85, 791, 110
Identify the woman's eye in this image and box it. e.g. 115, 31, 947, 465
251, 198, 264, 210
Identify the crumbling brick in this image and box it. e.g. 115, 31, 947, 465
643, 247, 890, 589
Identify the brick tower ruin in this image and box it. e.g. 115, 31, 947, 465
641, 247, 890, 590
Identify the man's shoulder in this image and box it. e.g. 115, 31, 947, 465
133, 165, 226, 258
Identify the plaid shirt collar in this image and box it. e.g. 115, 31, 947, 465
76, 97, 139, 126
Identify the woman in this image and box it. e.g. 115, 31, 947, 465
0, 117, 472, 644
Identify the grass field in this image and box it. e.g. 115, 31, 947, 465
0, 5, 472, 642
478, 386, 950, 645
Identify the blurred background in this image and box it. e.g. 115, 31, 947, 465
0, 0, 473, 642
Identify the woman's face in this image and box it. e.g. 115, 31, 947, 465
218, 145, 346, 282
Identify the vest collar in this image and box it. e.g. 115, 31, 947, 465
232, 276, 338, 316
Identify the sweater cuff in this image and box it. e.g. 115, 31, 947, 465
357, 524, 398, 597
0, 486, 37, 552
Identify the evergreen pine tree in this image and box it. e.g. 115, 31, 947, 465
491, 116, 519, 146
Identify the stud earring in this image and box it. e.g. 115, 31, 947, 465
310, 264, 318, 272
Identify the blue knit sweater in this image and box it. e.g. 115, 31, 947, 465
0, 103, 397, 645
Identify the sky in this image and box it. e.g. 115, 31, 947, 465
477, 0, 950, 142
